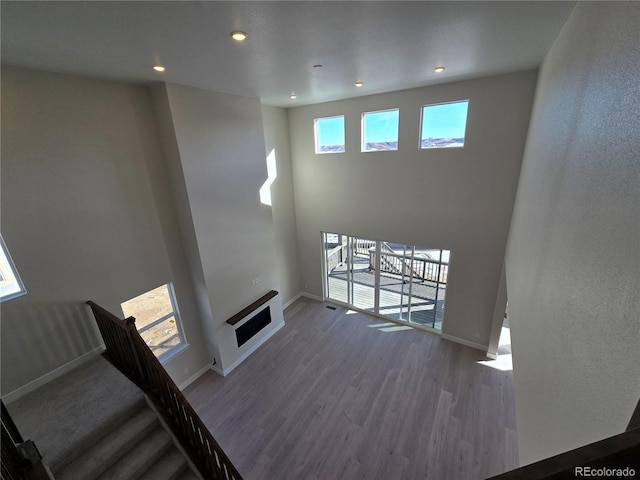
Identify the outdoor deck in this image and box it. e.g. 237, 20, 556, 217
327, 254, 445, 330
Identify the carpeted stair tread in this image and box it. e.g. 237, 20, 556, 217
55, 406, 159, 480
7, 355, 145, 471
96, 425, 173, 480
138, 446, 188, 480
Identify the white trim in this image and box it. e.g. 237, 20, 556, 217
283, 291, 325, 309
138, 311, 175, 334
2, 347, 104, 403
158, 343, 190, 364
282, 292, 303, 310
215, 321, 285, 377
485, 352, 498, 360
177, 363, 215, 391
441, 333, 488, 352
301, 292, 323, 302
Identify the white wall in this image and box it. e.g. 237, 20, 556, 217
261, 106, 303, 306
157, 84, 284, 373
505, 2, 640, 465
288, 71, 538, 348
0, 67, 210, 394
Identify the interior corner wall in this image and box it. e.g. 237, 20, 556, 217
160, 83, 283, 373
505, 2, 640, 465
151, 84, 222, 369
260, 105, 303, 305
288, 71, 538, 348
0, 67, 209, 394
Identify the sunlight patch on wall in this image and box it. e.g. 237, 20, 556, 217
259, 149, 278, 206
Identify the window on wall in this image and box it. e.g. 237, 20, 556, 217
362, 109, 399, 152
121, 283, 186, 360
314, 115, 345, 154
420, 100, 469, 149
0, 235, 27, 302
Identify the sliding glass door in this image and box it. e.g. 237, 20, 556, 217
323, 232, 449, 330
324, 233, 348, 304
377, 242, 413, 321
324, 233, 376, 313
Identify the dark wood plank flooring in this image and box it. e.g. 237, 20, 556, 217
184, 298, 518, 480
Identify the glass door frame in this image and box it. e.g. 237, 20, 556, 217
322, 232, 447, 332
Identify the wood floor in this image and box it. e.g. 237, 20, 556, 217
184, 298, 518, 480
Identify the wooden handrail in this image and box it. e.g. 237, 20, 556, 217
87, 301, 243, 480
369, 249, 449, 284
226, 290, 278, 326
488, 428, 640, 479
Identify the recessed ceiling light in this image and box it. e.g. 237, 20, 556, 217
290, 93, 297, 100
230, 31, 248, 41
434, 66, 445, 73
153, 65, 166, 73
355, 81, 364, 87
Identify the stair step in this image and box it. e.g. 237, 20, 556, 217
55, 406, 159, 480
138, 447, 188, 480
7, 355, 146, 472
96, 426, 173, 480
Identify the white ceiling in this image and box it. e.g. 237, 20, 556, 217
1, 1, 576, 107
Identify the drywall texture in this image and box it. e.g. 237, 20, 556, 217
0, 67, 210, 394
151, 84, 222, 368
505, 2, 640, 465
288, 71, 537, 348
261, 106, 303, 305
161, 84, 284, 373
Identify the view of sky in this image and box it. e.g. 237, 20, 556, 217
363, 109, 399, 143
421, 101, 469, 139
316, 100, 469, 150
316, 116, 345, 148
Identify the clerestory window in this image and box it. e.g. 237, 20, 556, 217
420, 100, 469, 149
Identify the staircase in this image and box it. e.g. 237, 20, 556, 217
5, 355, 201, 480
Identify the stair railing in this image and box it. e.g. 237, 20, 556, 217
87, 301, 243, 480
370, 245, 449, 284
1, 401, 49, 480
1, 406, 25, 480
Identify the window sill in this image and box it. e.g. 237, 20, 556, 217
158, 343, 190, 364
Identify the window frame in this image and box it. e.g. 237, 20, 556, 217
122, 282, 187, 362
314, 115, 346, 154
418, 99, 470, 150
361, 108, 400, 153
0, 235, 27, 302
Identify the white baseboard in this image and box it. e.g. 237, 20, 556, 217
282, 292, 303, 310
301, 292, 323, 302
2, 346, 105, 404
282, 291, 323, 307
177, 363, 216, 391
441, 333, 488, 353
215, 320, 285, 377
